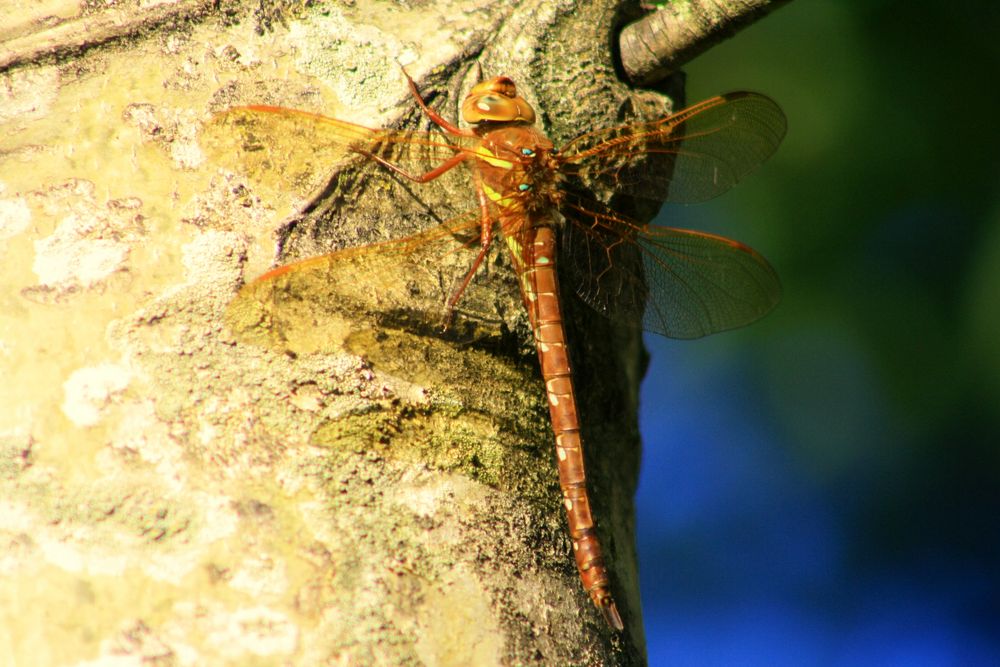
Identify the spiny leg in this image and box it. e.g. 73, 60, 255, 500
441, 174, 496, 330
400, 67, 476, 138
353, 147, 469, 184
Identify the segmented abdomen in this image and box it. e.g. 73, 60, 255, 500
506, 221, 623, 630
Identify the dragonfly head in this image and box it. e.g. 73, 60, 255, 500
462, 76, 536, 125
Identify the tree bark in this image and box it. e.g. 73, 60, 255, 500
0, 1, 782, 664
619, 0, 793, 85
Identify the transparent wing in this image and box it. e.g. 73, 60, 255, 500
557, 92, 786, 204
560, 196, 780, 339
202, 105, 477, 197
225, 212, 511, 354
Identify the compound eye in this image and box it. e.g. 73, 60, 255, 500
521, 148, 535, 157
518, 183, 531, 192
474, 95, 503, 113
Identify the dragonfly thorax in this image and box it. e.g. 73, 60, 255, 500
461, 77, 560, 209
475, 125, 560, 214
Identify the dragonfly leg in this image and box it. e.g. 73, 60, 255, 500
400, 67, 477, 138
441, 179, 495, 330
353, 147, 469, 184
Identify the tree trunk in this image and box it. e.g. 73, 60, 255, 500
0, 1, 783, 664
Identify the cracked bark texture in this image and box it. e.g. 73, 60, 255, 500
0, 0, 781, 664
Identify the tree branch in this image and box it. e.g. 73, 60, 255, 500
619, 0, 793, 85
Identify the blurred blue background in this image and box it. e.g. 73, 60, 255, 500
634, 1, 1000, 664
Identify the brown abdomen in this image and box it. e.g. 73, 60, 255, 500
510, 223, 623, 631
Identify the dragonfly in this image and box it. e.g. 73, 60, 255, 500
206, 70, 785, 631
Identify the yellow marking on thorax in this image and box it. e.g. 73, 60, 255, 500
483, 182, 516, 208
474, 144, 514, 169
